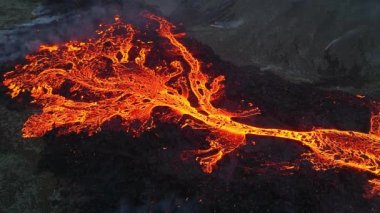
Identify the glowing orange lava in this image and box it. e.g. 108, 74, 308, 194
3, 13, 380, 196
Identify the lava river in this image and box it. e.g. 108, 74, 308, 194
3, 13, 380, 196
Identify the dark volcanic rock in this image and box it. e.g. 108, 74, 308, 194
1, 0, 380, 212
148, 0, 380, 98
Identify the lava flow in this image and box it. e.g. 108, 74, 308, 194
3, 13, 380, 195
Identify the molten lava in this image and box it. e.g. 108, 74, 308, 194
3, 13, 380, 195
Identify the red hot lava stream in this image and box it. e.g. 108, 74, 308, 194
3, 13, 380, 196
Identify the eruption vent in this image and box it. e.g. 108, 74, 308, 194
4, 12, 380, 196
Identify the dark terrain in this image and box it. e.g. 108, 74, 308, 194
1, 1, 380, 212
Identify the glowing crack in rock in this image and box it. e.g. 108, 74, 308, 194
3, 13, 380, 196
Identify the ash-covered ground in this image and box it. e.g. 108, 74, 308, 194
1, 1, 380, 212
